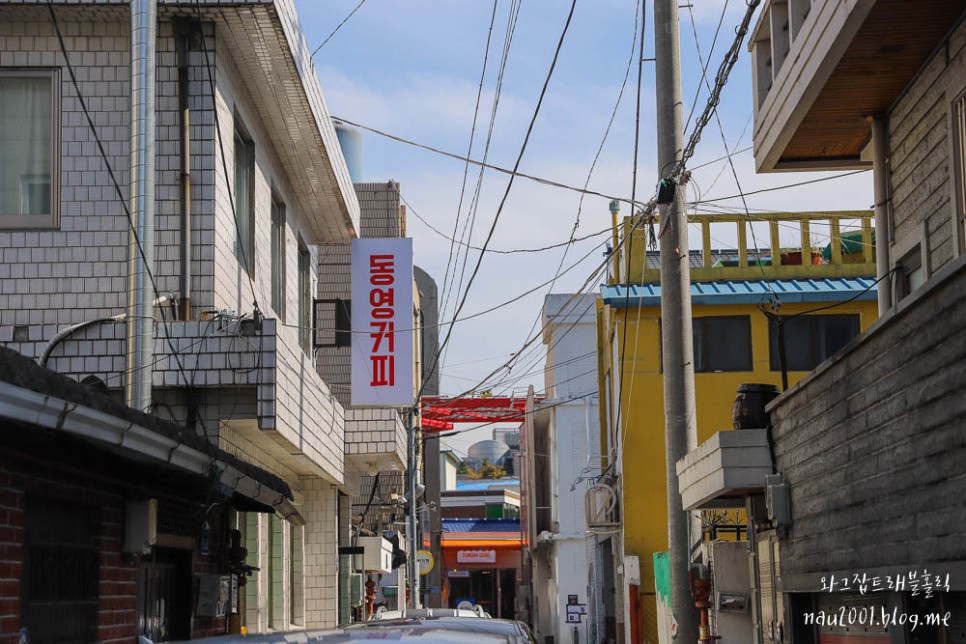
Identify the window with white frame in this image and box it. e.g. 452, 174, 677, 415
234, 127, 255, 275
0, 70, 59, 228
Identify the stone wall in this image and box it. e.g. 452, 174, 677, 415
770, 257, 966, 589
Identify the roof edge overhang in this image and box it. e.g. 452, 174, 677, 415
753, 0, 965, 173
601, 278, 879, 308
193, 0, 360, 242
0, 379, 304, 525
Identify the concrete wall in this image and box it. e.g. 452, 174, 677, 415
769, 257, 966, 590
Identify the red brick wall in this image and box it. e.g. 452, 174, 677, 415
0, 454, 138, 643
0, 452, 229, 641
0, 467, 23, 642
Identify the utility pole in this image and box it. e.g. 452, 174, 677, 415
654, 0, 700, 640
406, 407, 421, 609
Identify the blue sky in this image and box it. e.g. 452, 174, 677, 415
292, 0, 874, 427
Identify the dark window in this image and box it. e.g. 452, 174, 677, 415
313, 298, 350, 348
768, 314, 860, 371
270, 196, 286, 319
335, 299, 351, 347
896, 246, 925, 301
233, 128, 255, 274
693, 316, 752, 372
22, 498, 99, 643
298, 241, 312, 353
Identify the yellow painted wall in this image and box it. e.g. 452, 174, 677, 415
606, 298, 877, 638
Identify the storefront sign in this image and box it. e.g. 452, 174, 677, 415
350, 238, 413, 406
416, 549, 435, 575
456, 549, 496, 564
448, 570, 470, 578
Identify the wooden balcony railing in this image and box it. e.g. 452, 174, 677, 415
620, 210, 877, 284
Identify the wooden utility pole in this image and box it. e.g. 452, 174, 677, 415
654, 0, 700, 640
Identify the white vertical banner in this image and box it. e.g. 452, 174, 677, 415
350, 238, 414, 406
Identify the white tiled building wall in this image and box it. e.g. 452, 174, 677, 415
301, 478, 340, 628
0, 1, 358, 633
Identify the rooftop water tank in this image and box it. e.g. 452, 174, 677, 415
467, 439, 511, 468
333, 119, 363, 183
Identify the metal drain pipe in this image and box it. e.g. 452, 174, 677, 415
125, 0, 157, 411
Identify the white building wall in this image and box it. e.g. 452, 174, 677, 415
539, 294, 600, 644
301, 477, 340, 629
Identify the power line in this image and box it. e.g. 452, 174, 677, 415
437, 215, 648, 405
518, 0, 642, 349
404, 195, 612, 255
683, 0, 729, 135
46, 1, 215, 454
194, 0, 261, 315
331, 116, 647, 208
441, 0, 500, 346
693, 170, 870, 204
673, 0, 762, 178
686, 4, 772, 292
612, 0, 649, 471
440, 0, 523, 378
419, 0, 580, 404
310, 0, 369, 58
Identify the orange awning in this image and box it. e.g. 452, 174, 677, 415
441, 538, 524, 548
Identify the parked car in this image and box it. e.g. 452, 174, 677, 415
348, 615, 536, 643
173, 615, 536, 643
369, 606, 491, 620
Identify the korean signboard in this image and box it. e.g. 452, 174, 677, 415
351, 238, 414, 406
456, 549, 497, 564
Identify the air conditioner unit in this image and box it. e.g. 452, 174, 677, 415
357, 536, 393, 573
585, 483, 619, 528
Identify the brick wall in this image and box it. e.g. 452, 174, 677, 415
0, 449, 238, 642
0, 454, 137, 643
769, 258, 966, 588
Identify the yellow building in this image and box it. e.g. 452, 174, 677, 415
595, 212, 879, 642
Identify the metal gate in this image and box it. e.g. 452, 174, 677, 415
22, 498, 99, 644
137, 548, 192, 641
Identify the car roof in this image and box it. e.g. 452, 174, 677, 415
174, 629, 512, 643
370, 607, 491, 620
348, 617, 535, 642
173, 617, 535, 643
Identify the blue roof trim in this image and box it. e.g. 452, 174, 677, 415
442, 518, 522, 533
601, 278, 878, 307
454, 478, 520, 492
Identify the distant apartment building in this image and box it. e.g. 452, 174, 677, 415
0, 0, 360, 636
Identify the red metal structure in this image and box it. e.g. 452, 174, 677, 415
419, 396, 542, 432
